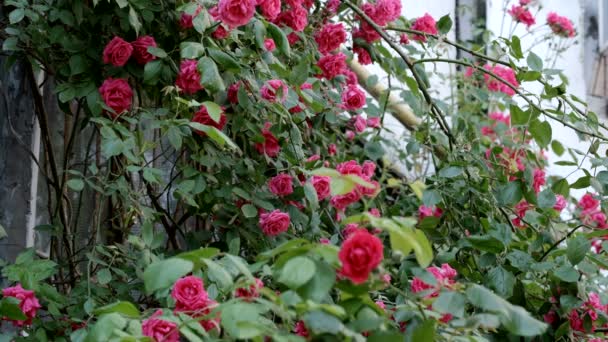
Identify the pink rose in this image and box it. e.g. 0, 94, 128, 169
400, 33, 410, 44
342, 85, 366, 111
326, 0, 340, 13
131, 35, 157, 65
337, 160, 363, 176
259, 0, 281, 21
345, 130, 356, 140
483, 65, 519, 96
317, 53, 346, 80
343, 69, 358, 85
2, 284, 41, 326
175, 59, 203, 94
268, 173, 293, 196
554, 195, 567, 211
255, 123, 281, 157
311, 175, 331, 200
533, 168, 546, 193
234, 278, 264, 301
353, 115, 367, 132
99, 78, 133, 117
374, 0, 402, 24
579, 193, 599, 210
362, 161, 376, 178
338, 229, 384, 284
418, 205, 442, 220
179, 6, 203, 29
411, 13, 438, 42
547, 12, 576, 38
261, 79, 288, 102
259, 209, 290, 236
264, 38, 276, 52
508, 5, 535, 28
367, 117, 381, 128
227, 82, 241, 104
328, 144, 337, 156
353, 46, 372, 65
330, 190, 361, 210
142, 310, 180, 342
306, 154, 320, 162
218, 0, 256, 28
192, 106, 227, 135
294, 321, 309, 337
342, 223, 362, 238
212, 24, 231, 39
276, 5, 308, 32
314, 23, 347, 54
171, 276, 208, 311
369, 208, 381, 217
102, 36, 133, 67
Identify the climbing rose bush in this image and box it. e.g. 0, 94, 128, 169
0, 0, 605, 341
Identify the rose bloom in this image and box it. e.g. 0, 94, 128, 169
142, 310, 179, 342
554, 195, 567, 212
268, 173, 293, 196
400, 33, 410, 44
508, 5, 535, 28
264, 38, 276, 52
227, 82, 241, 104
218, 0, 256, 28
411, 13, 438, 42
317, 53, 346, 80
212, 24, 231, 39
192, 106, 227, 135
343, 69, 359, 85
259, 0, 281, 21
260, 79, 288, 102
342, 223, 362, 238
578, 193, 600, 211
171, 276, 209, 311
330, 190, 361, 210
255, 123, 280, 157
532, 168, 546, 193
367, 117, 381, 128
362, 161, 376, 178
353, 115, 367, 132
338, 229, 384, 284
374, 0, 402, 24
547, 12, 576, 38
311, 175, 331, 200
234, 278, 264, 301
306, 154, 320, 162
179, 6, 203, 29
328, 143, 337, 156
131, 35, 157, 65
353, 46, 372, 65
259, 209, 290, 236
345, 130, 355, 140
411, 263, 458, 298
314, 23, 347, 54
102, 36, 133, 66
2, 284, 41, 326
175, 59, 203, 94
337, 160, 363, 176
483, 65, 519, 96
99, 78, 133, 117
418, 205, 442, 220
275, 5, 308, 32
294, 321, 309, 337
341, 85, 366, 110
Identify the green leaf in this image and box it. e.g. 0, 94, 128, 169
147, 46, 167, 58
303, 310, 343, 335
93, 301, 139, 318
167, 126, 183, 150
143, 258, 193, 294
143, 60, 162, 84
69, 55, 86, 75
511, 36, 523, 59
241, 204, 258, 218
204, 259, 233, 290
0, 297, 27, 321
527, 52, 543, 71
552, 178, 570, 197
177, 248, 220, 268
551, 140, 565, 156
298, 261, 336, 302
529, 120, 552, 148
438, 166, 463, 178
303, 182, 319, 210
267, 22, 290, 57
495, 181, 522, 206
128, 7, 142, 35
67, 179, 84, 192
97, 268, 112, 285
537, 188, 556, 209
84, 313, 127, 342
570, 176, 591, 189
436, 14, 452, 34
567, 235, 590, 265
364, 141, 385, 160
330, 176, 356, 196
0, 224, 6, 240
554, 265, 579, 282
411, 319, 436, 341
202, 101, 223, 124
433, 291, 465, 318
467, 235, 504, 253
253, 20, 266, 48
180, 42, 206, 59
510, 105, 530, 125
221, 303, 265, 339
208, 48, 240, 72
278, 256, 316, 289
198, 56, 225, 92
289, 56, 311, 86
9, 9, 25, 24
486, 266, 515, 298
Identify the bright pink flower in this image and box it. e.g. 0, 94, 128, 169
533, 168, 546, 193
311, 175, 331, 200
326, 0, 340, 13
418, 205, 442, 220
131, 36, 157, 65
411, 13, 438, 42
373, 0, 402, 24
367, 117, 381, 128
353, 115, 367, 132
543, 310, 558, 325
439, 313, 453, 323
172, 276, 208, 311
306, 154, 321, 162
255, 123, 281, 157
554, 195, 567, 211
263, 38, 276, 52
99, 78, 133, 117
179, 6, 203, 29
320, 238, 331, 244
547, 12, 576, 37
343, 69, 359, 85
175, 59, 203, 94
339, 229, 384, 284
259, 209, 290, 236
261, 79, 288, 103
212, 24, 231, 39
142, 310, 180, 342
411, 264, 457, 298
342, 223, 362, 238
275, 5, 308, 32
259, 0, 281, 21
192, 105, 227, 134
375, 301, 386, 310
102, 36, 133, 67
294, 321, 309, 337
315, 23, 347, 54
345, 130, 355, 140
227, 82, 241, 104
328, 144, 337, 156
508, 5, 535, 28
341, 85, 366, 110
337, 160, 363, 176
268, 173, 293, 197
353, 46, 372, 65
579, 193, 600, 210
483, 65, 519, 96
218, 0, 256, 27
369, 208, 381, 217
512, 200, 532, 228
1, 284, 41, 326
400, 33, 410, 44
317, 53, 346, 80
330, 190, 361, 210
362, 161, 376, 178
234, 278, 264, 301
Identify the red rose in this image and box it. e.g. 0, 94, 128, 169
362, 161, 376, 178
317, 52, 346, 80
411, 13, 438, 42
192, 106, 227, 135
142, 310, 179, 342
218, 0, 256, 28
259, 209, 290, 236
2, 284, 41, 326
353, 46, 372, 65
98, 78, 133, 118
227, 82, 241, 104
102, 36, 133, 67
311, 175, 331, 200
171, 276, 208, 311
341, 85, 366, 110
261, 79, 288, 102
338, 229, 384, 284
264, 38, 276, 52
179, 6, 203, 29
259, 0, 281, 21
131, 35, 157, 65
314, 23, 347, 54
268, 173, 293, 197
328, 144, 337, 156
255, 123, 280, 157
336, 160, 363, 176
275, 5, 308, 32
175, 59, 203, 94
330, 190, 361, 210
234, 278, 264, 301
